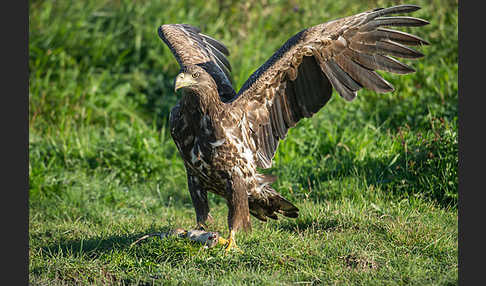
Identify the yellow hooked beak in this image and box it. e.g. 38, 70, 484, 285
174, 73, 197, 93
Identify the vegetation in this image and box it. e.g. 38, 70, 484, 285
29, 0, 458, 284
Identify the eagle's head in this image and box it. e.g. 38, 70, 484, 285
174, 65, 216, 94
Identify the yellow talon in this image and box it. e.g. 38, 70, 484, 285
218, 236, 229, 246
223, 230, 243, 254
195, 222, 208, 231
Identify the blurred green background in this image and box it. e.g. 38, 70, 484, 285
29, 0, 457, 284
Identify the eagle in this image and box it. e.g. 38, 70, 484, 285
157, 4, 429, 252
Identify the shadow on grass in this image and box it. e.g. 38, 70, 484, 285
36, 225, 199, 264
33, 225, 214, 284
271, 217, 341, 234
279, 119, 457, 209
38, 234, 139, 261
297, 153, 456, 209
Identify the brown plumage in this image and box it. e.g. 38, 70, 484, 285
157, 4, 429, 251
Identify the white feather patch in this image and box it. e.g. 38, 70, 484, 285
190, 147, 198, 164
209, 138, 226, 147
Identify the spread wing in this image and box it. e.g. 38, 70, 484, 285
232, 4, 429, 169
158, 24, 236, 101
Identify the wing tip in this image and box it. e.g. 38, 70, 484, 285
157, 25, 165, 39
158, 24, 177, 40
382, 85, 395, 93
371, 4, 422, 16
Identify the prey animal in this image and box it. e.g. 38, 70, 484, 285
157, 4, 429, 251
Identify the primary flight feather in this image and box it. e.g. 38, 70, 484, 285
157, 4, 429, 251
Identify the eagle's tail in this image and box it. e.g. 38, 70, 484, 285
249, 175, 299, 221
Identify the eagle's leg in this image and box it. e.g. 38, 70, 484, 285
223, 174, 251, 253
187, 173, 213, 231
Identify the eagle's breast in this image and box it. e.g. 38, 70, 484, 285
170, 98, 230, 191
219, 112, 259, 192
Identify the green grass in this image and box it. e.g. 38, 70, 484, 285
29, 0, 458, 284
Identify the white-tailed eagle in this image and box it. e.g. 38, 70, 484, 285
157, 4, 429, 251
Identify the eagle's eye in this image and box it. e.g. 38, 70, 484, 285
192, 72, 200, 78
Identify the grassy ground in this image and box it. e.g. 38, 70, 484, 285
29, 0, 458, 284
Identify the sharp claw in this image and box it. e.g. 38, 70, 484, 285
196, 222, 207, 231
218, 237, 229, 246
223, 230, 243, 254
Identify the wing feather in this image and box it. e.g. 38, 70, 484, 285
359, 16, 429, 32
320, 60, 357, 101
368, 28, 430, 46
343, 49, 415, 74
366, 4, 421, 19
334, 53, 394, 93
232, 4, 428, 168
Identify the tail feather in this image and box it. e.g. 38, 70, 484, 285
248, 182, 299, 221
278, 210, 299, 218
